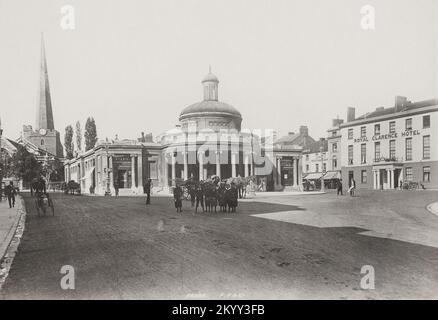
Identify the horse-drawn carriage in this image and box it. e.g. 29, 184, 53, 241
31, 177, 55, 217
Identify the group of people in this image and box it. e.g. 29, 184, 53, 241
336, 178, 356, 196
173, 178, 239, 214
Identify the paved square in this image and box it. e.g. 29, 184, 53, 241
1, 190, 438, 299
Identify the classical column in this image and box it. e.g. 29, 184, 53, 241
386, 169, 390, 190
198, 151, 204, 181
298, 158, 303, 191
109, 155, 114, 193
94, 156, 98, 191
216, 151, 221, 178
137, 154, 143, 193
231, 152, 237, 177
163, 154, 169, 187
373, 171, 377, 190
276, 157, 282, 186
376, 169, 381, 190
244, 154, 249, 177
390, 169, 395, 189
183, 152, 188, 181
293, 157, 297, 187
250, 152, 254, 176
131, 155, 136, 190
171, 153, 176, 186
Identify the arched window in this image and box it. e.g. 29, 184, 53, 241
41, 139, 44, 146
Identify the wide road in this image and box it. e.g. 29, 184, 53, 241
1, 191, 438, 299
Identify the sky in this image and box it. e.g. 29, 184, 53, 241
0, 0, 437, 145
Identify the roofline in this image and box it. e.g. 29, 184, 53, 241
340, 105, 438, 129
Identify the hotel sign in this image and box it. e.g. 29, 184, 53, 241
353, 129, 421, 143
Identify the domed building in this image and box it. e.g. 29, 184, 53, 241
158, 68, 255, 186
65, 69, 309, 195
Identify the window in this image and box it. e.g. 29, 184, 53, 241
348, 129, 353, 140
332, 158, 337, 169
374, 124, 380, 135
316, 164, 319, 172
423, 167, 431, 182
332, 130, 337, 137
323, 163, 327, 172
389, 140, 396, 159
360, 126, 366, 137
332, 143, 337, 153
41, 139, 44, 145
405, 138, 412, 161
423, 135, 430, 160
405, 167, 413, 181
306, 164, 309, 172
361, 144, 366, 164
389, 121, 396, 134
306, 154, 309, 161
361, 170, 367, 184
348, 145, 353, 165
423, 115, 430, 129
374, 142, 380, 161
405, 118, 412, 130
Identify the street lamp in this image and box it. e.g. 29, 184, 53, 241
320, 145, 325, 192
104, 142, 111, 196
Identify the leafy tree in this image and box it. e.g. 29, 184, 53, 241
64, 125, 74, 159
9, 145, 41, 184
75, 121, 82, 153
84, 117, 98, 151
41, 157, 65, 183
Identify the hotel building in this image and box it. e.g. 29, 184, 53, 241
340, 96, 438, 190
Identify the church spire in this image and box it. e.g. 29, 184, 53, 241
36, 33, 55, 130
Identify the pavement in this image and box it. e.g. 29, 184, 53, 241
427, 201, 438, 216
0, 197, 23, 263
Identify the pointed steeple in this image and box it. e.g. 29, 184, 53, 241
36, 33, 55, 130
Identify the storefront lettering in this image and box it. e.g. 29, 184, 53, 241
354, 130, 421, 143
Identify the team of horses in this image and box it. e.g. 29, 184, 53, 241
173, 176, 255, 213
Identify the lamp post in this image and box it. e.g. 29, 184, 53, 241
104, 142, 111, 196
320, 146, 325, 192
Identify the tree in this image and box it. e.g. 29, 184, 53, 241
64, 125, 74, 159
84, 117, 98, 151
75, 121, 82, 153
41, 157, 65, 184
9, 145, 41, 184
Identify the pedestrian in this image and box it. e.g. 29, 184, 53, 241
349, 178, 356, 197
5, 181, 16, 208
144, 179, 152, 205
114, 181, 119, 196
173, 185, 183, 213
189, 185, 196, 207
195, 184, 204, 213
337, 179, 343, 195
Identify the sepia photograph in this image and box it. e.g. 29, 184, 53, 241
0, 0, 437, 309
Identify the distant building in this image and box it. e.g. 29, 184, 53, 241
21, 35, 63, 158
340, 96, 438, 190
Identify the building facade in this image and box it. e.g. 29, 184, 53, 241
340, 96, 438, 190
65, 70, 309, 195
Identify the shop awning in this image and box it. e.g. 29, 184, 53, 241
323, 171, 341, 180
303, 172, 323, 180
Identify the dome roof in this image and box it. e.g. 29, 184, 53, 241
202, 72, 219, 83
179, 100, 241, 121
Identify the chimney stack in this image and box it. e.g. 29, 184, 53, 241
395, 96, 409, 113
332, 118, 344, 127
347, 107, 355, 122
